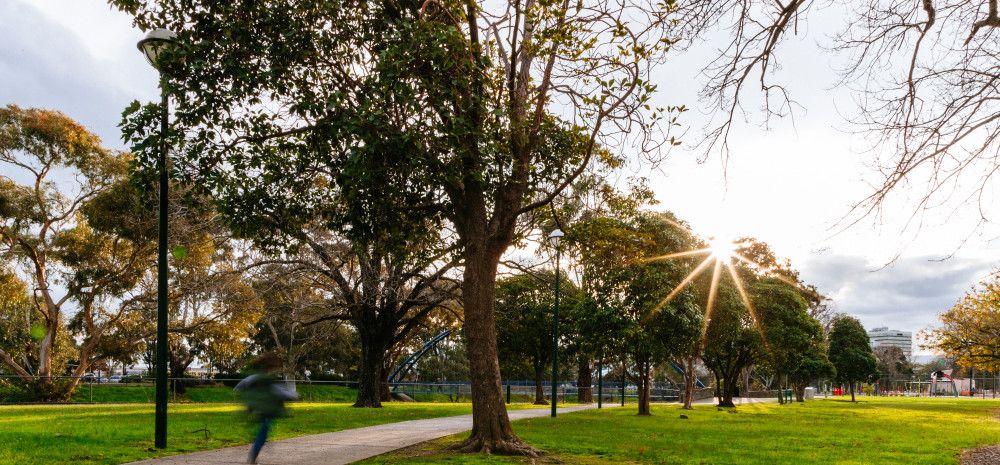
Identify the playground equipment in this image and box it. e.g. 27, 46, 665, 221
387, 330, 451, 388
930, 370, 960, 397
670, 361, 706, 388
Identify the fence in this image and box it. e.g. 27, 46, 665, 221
1, 374, 694, 405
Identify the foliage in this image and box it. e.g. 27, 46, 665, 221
873, 346, 913, 385
110, 0, 686, 450
495, 271, 581, 403
753, 279, 833, 398
0, 105, 152, 399
251, 265, 360, 379
926, 272, 1000, 372
828, 316, 879, 400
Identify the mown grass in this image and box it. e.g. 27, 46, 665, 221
363, 397, 1000, 464
64, 383, 360, 404
0, 402, 481, 465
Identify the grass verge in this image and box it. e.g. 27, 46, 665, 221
0, 402, 479, 465
363, 397, 1000, 464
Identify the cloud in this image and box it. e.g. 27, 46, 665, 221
800, 253, 995, 335
0, 1, 156, 150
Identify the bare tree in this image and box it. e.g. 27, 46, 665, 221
677, 0, 999, 234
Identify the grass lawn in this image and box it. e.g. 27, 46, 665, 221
0, 402, 486, 465
65, 383, 360, 404
363, 397, 1000, 464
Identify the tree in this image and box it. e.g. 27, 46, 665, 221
873, 345, 912, 391
753, 280, 832, 402
112, 0, 685, 452
570, 212, 702, 415
250, 264, 357, 380
0, 105, 156, 399
703, 282, 762, 408
672, 1, 1000, 238
926, 272, 1000, 372
495, 271, 579, 405
828, 316, 879, 402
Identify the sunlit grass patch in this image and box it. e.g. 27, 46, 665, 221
363, 397, 1000, 464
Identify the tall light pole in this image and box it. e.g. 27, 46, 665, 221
137, 27, 177, 450
548, 228, 564, 418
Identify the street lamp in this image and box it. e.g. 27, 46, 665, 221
548, 228, 564, 417
137, 27, 177, 450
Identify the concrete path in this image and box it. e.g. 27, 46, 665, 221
126, 404, 597, 465
692, 396, 779, 405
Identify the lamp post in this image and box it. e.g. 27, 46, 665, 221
548, 228, 564, 418
137, 27, 177, 450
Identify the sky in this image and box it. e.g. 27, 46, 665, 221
2, 0, 997, 354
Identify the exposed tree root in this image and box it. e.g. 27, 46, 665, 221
452, 434, 541, 456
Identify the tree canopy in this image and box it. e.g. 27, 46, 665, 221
829, 315, 879, 402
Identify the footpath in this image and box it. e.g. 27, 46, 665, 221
127, 404, 597, 465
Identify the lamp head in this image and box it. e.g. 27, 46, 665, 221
547, 228, 565, 248
137, 28, 178, 71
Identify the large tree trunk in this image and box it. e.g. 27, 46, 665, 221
533, 358, 547, 405
455, 247, 537, 455
380, 364, 392, 402
794, 383, 805, 402
718, 369, 737, 408
637, 359, 651, 416
850, 381, 856, 402
682, 357, 695, 410
577, 358, 593, 403
354, 333, 385, 408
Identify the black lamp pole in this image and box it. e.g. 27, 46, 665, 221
137, 28, 177, 449
548, 228, 564, 418
154, 80, 169, 449
597, 351, 603, 408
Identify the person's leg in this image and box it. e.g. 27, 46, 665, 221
248, 417, 272, 464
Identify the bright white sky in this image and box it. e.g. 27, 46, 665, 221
3, 0, 998, 354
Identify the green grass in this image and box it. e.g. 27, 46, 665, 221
61, 383, 359, 404
0, 402, 480, 465
363, 397, 1000, 464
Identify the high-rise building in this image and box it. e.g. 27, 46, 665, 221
867, 326, 913, 360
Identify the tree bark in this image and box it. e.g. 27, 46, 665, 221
455, 246, 537, 455
850, 381, 856, 402
354, 334, 385, 408
718, 368, 737, 408
637, 359, 651, 416
577, 358, 593, 403
794, 384, 805, 402
380, 364, 392, 402
682, 357, 695, 410
533, 357, 547, 404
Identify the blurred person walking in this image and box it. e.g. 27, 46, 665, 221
235, 353, 298, 464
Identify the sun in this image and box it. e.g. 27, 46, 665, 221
708, 237, 736, 261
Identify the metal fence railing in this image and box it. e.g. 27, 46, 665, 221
1, 374, 692, 405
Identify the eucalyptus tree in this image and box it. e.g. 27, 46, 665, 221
112, 0, 685, 452
0, 106, 155, 399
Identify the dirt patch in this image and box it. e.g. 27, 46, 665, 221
961, 445, 1000, 465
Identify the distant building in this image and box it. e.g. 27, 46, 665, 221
868, 326, 913, 360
